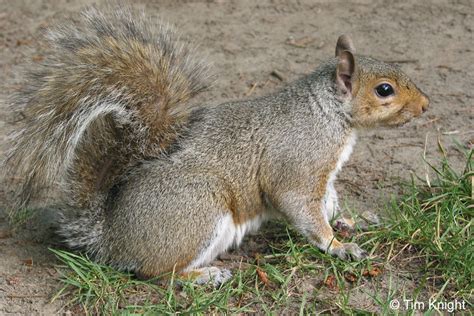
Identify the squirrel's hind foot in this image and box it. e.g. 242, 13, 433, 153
180, 267, 232, 287
330, 242, 368, 261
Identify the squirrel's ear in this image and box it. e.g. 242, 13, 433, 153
335, 34, 356, 56
336, 50, 355, 98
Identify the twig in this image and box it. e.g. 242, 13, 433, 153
245, 82, 258, 96
423, 133, 431, 187
442, 130, 459, 135
418, 117, 440, 126
8, 294, 47, 299
388, 243, 410, 263
386, 59, 419, 64
270, 70, 285, 82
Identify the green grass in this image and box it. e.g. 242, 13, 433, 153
366, 146, 473, 299
50, 230, 377, 314
50, 248, 262, 314
50, 147, 473, 314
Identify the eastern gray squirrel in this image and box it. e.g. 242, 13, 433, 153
4, 6, 429, 285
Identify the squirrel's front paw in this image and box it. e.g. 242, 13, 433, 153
331, 242, 368, 261
333, 217, 356, 234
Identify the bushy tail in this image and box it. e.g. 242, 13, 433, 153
4, 5, 211, 212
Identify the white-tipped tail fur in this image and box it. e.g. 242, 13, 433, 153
3, 5, 212, 251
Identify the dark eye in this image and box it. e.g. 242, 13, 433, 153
375, 83, 395, 97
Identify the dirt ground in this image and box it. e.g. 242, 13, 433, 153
0, 0, 472, 314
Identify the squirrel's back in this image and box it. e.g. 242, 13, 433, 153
5, 6, 212, 210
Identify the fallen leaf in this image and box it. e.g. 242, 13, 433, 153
368, 267, 382, 277
256, 267, 269, 286
363, 267, 382, 277
324, 274, 338, 290
344, 272, 358, 283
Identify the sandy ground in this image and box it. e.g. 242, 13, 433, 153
0, 0, 472, 314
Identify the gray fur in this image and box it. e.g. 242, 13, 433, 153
4, 6, 429, 279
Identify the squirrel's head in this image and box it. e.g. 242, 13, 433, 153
334, 35, 430, 127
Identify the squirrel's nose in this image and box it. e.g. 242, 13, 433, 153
420, 93, 430, 113
422, 103, 428, 113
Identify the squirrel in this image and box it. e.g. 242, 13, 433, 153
3, 6, 429, 285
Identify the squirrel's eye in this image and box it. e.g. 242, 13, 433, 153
375, 83, 395, 98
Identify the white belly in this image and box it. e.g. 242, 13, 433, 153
323, 131, 357, 221
184, 213, 268, 271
